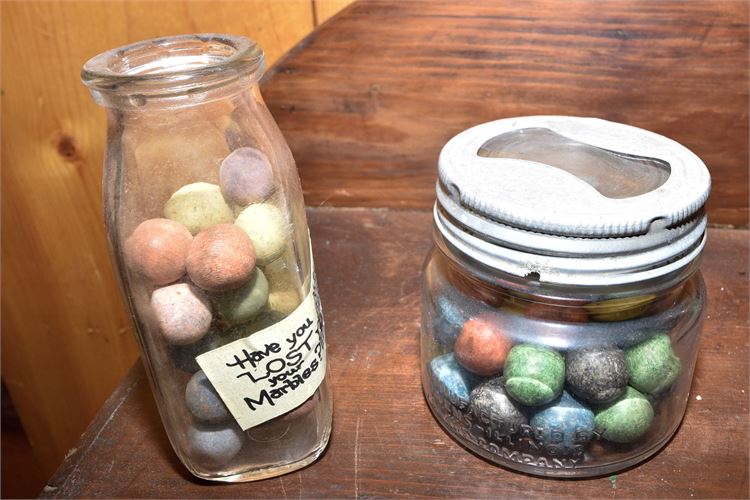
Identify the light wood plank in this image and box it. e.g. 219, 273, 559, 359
314, 0, 356, 24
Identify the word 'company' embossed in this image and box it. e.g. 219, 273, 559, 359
428, 390, 583, 469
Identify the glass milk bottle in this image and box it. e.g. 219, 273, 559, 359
82, 34, 332, 482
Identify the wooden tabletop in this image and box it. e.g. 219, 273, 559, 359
43, 215, 748, 498
44, 1, 749, 498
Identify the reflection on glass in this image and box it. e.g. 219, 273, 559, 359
478, 128, 670, 199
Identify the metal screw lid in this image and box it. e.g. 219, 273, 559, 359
435, 116, 711, 285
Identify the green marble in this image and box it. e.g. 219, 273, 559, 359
625, 333, 681, 394
213, 268, 269, 324
235, 203, 288, 265
504, 344, 565, 406
595, 386, 654, 443
164, 182, 234, 235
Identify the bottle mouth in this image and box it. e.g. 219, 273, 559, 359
81, 34, 264, 104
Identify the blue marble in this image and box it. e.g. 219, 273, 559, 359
185, 370, 231, 423
530, 390, 595, 457
432, 295, 466, 349
188, 421, 244, 466
429, 353, 481, 409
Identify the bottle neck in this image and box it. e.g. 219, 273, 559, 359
101, 79, 258, 113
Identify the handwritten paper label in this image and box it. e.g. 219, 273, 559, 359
197, 280, 326, 430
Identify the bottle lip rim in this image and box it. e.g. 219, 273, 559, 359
81, 34, 264, 98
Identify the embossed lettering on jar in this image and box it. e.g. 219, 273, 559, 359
421, 116, 710, 477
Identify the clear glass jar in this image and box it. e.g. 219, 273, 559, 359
82, 34, 331, 482
421, 116, 710, 477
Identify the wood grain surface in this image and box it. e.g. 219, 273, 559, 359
262, 0, 749, 227
0, 0, 318, 479
43, 210, 749, 499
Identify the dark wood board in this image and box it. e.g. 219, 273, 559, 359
261, 0, 749, 227
42, 210, 750, 498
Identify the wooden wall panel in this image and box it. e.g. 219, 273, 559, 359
314, 0, 356, 24
0, 0, 316, 478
